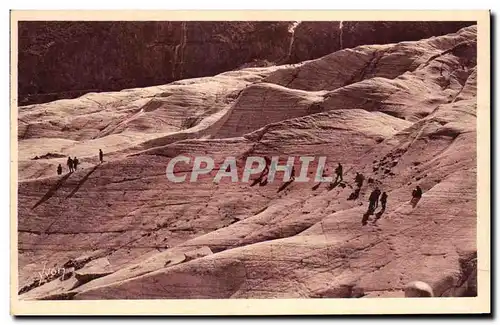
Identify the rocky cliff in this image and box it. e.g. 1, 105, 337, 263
17, 25, 477, 300
288, 21, 475, 63
18, 21, 474, 105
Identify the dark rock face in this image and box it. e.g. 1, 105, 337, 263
18, 20, 474, 105
18, 21, 293, 105
287, 21, 342, 64
180, 22, 293, 78
341, 21, 476, 49
288, 21, 476, 63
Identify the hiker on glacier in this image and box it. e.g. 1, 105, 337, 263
380, 191, 388, 210
355, 172, 365, 188
73, 157, 79, 171
289, 164, 296, 182
373, 187, 381, 209
57, 164, 63, 175
410, 186, 423, 207
260, 156, 272, 185
67, 157, 74, 173
368, 187, 381, 212
252, 156, 272, 186
413, 186, 423, 199
334, 163, 343, 184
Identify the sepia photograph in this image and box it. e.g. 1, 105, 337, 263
10, 10, 490, 315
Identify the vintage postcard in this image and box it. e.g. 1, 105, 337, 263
10, 10, 490, 315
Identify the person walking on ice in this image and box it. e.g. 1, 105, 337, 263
67, 157, 74, 173
355, 172, 364, 188
373, 187, 382, 209
363, 187, 381, 224
380, 191, 388, 210
411, 186, 423, 207
73, 157, 79, 171
289, 164, 296, 182
413, 186, 422, 199
334, 163, 343, 183
99, 149, 104, 163
367, 187, 381, 211
57, 164, 63, 175
368, 189, 377, 212
251, 156, 271, 186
